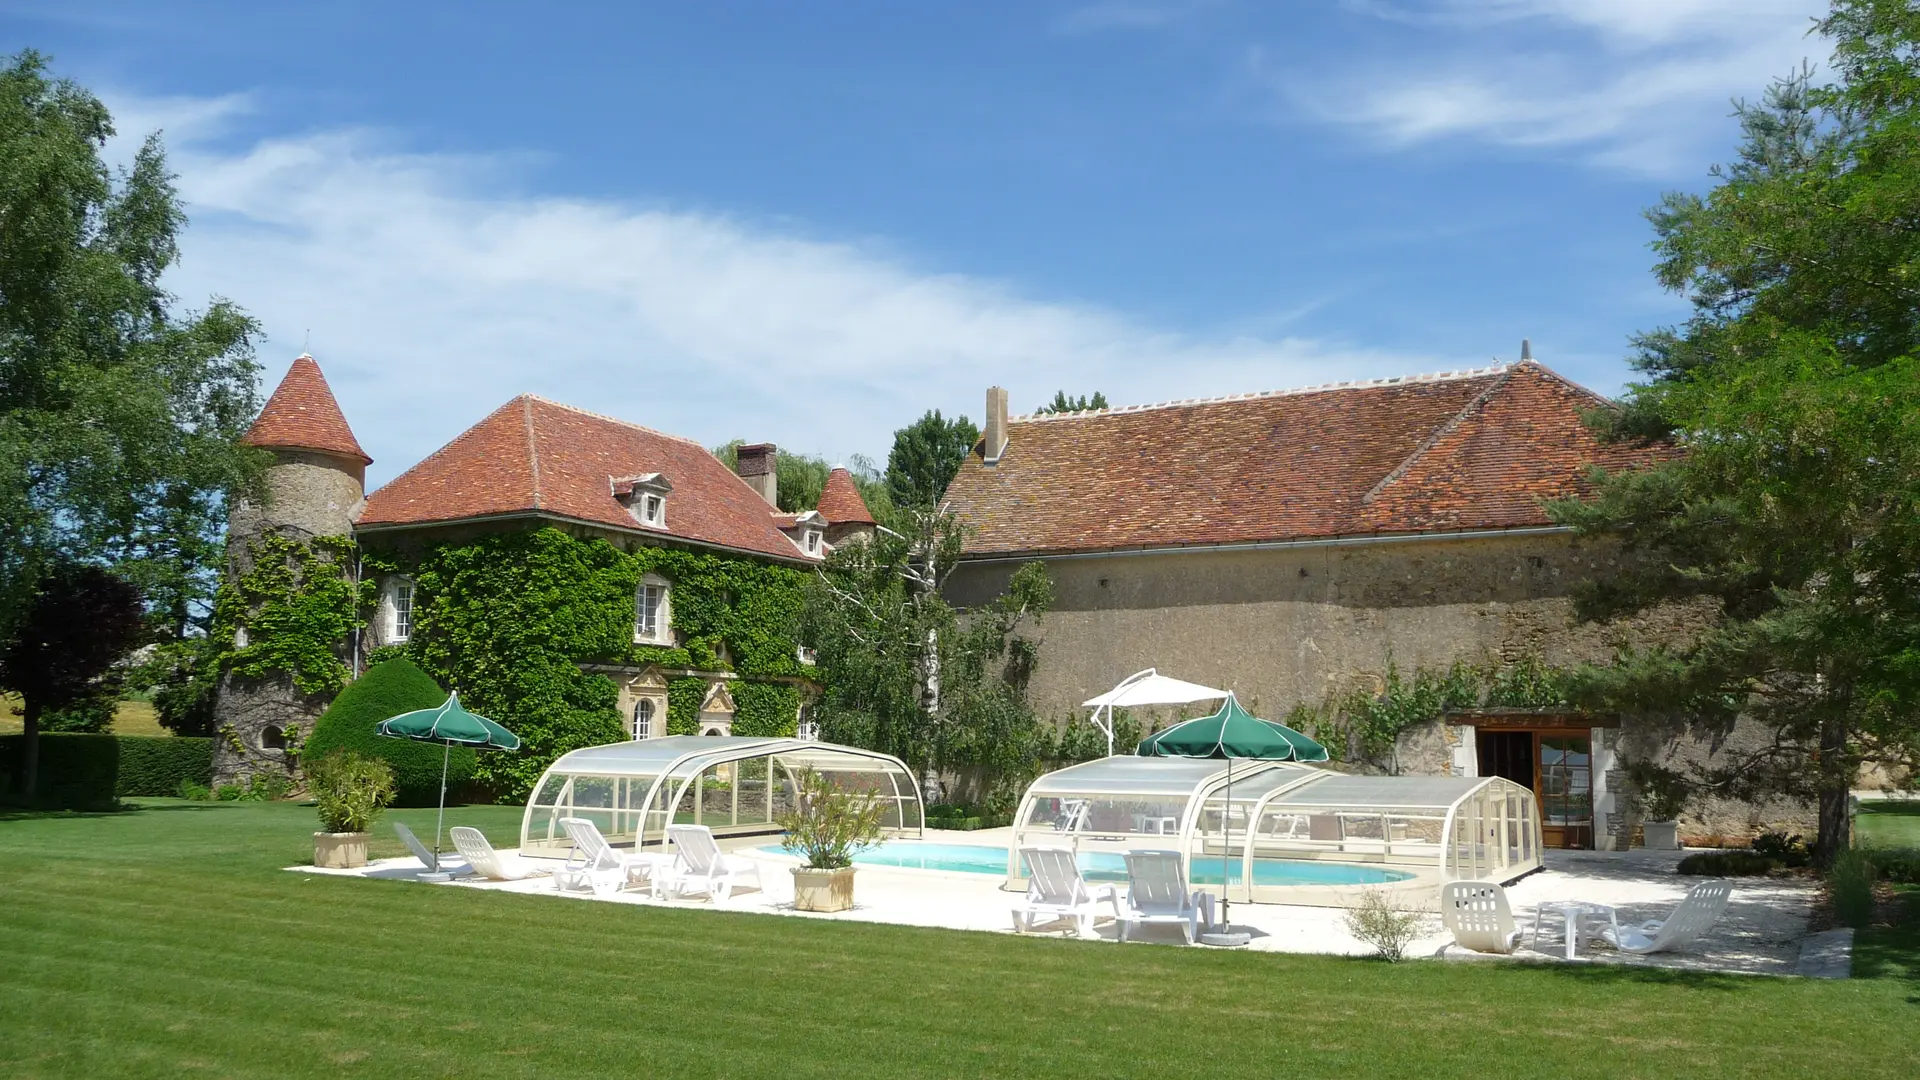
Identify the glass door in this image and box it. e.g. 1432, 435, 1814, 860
1538, 734, 1593, 849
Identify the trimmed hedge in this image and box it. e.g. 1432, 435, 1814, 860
0, 734, 213, 809
118, 737, 216, 796
303, 658, 474, 806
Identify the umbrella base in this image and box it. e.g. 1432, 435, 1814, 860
1199, 927, 1252, 947
416, 871, 456, 883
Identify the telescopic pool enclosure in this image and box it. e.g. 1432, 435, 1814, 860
520, 736, 924, 857
1010, 757, 1540, 903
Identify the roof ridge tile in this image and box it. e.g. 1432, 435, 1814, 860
1010, 363, 1511, 423
521, 393, 711, 449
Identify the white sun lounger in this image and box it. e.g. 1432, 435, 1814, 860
556, 817, 663, 896
448, 826, 549, 881
1118, 849, 1208, 944
1012, 845, 1119, 938
1598, 879, 1733, 954
661, 824, 765, 902
394, 821, 468, 875
1441, 880, 1523, 954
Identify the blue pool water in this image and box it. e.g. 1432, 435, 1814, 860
756, 841, 1413, 887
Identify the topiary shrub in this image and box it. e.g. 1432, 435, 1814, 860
303, 659, 474, 806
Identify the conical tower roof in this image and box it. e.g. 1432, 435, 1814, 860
816, 466, 876, 525
242, 354, 371, 465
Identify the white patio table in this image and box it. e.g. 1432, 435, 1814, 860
1531, 900, 1616, 960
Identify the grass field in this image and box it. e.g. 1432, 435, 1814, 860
0, 695, 168, 737
1856, 797, 1920, 849
1, 800, 1915, 1078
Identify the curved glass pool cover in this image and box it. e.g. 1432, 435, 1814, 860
1010, 757, 1540, 902
520, 736, 923, 857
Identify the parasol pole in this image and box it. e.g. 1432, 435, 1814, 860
433, 740, 451, 873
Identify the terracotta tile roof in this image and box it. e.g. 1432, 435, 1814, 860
356, 395, 816, 562
242, 355, 371, 465
816, 467, 877, 525
945, 361, 1666, 557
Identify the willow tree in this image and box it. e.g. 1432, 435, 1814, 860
1551, 1, 1920, 865
800, 506, 1051, 804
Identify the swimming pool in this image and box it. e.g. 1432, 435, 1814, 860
756, 841, 1414, 887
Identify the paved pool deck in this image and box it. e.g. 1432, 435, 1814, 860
294, 830, 1820, 977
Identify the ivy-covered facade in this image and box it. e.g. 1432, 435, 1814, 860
359, 526, 815, 797
211, 357, 863, 799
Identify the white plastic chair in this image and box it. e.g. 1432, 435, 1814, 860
1440, 880, 1523, 954
1052, 799, 1090, 833
1599, 880, 1733, 954
1012, 846, 1119, 938
394, 822, 467, 875
448, 826, 548, 881
1117, 850, 1207, 944
556, 817, 662, 896
661, 824, 765, 902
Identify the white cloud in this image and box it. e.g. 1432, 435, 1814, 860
1297, 0, 1827, 174
131, 98, 1454, 487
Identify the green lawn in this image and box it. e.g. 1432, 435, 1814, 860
2, 801, 1916, 1079
1856, 797, 1920, 849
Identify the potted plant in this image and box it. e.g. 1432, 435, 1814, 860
1627, 761, 1690, 851
308, 750, 397, 868
776, 767, 887, 912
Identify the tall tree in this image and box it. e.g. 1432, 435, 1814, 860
885, 410, 978, 509
1550, 1, 1920, 865
0, 563, 145, 799
1033, 390, 1108, 415
800, 505, 1051, 803
0, 51, 262, 689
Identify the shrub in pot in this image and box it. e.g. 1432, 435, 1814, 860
776, 767, 886, 912
309, 750, 396, 868
1627, 761, 1690, 851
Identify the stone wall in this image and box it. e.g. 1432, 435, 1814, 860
946, 530, 1693, 716
227, 450, 364, 547
209, 672, 330, 787
947, 530, 1814, 844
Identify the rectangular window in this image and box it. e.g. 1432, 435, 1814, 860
635, 583, 665, 641
643, 495, 663, 525
391, 582, 413, 642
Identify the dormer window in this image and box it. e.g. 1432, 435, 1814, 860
779, 509, 827, 557
612, 473, 672, 529
634, 573, 672, 645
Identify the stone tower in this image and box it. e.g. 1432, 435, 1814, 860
210, 355, 370, 786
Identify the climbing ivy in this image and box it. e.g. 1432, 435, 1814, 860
1293, 654, 1578, 766
666, 677, 706, 736
209, 534, 359, 695
733, 681, 801, 738
365, 527, 811, 797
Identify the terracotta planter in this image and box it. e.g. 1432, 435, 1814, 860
791, 866, 856, 912
1642, 821, 1681, 851
314, 831, 369, 868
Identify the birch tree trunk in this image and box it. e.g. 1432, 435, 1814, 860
920, 625, 942, 804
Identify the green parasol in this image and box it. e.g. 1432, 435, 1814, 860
1137, 694, 1328, 941
1135, 694, 1329, 762
377, 693, 519, 877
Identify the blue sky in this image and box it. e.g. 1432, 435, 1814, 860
4, 0, 1828, 486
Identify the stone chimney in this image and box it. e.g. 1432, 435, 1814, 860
1520, 338, 1533, 362
983, 386, 1009, 465
736, 442, 777, 505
